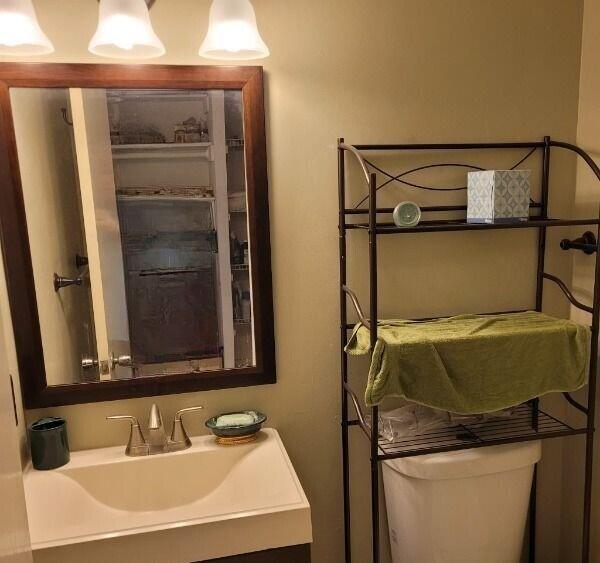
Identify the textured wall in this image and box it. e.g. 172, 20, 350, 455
0, 1, 585, 561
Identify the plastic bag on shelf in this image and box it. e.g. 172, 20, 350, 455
375, 404, 449, 442
373, 403, 518, 442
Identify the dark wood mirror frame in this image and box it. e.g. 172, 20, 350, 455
0, 63, 274, 408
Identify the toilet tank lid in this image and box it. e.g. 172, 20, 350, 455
383, 440, 541, 480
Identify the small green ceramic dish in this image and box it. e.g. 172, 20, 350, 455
205, 410, 267, 438
393, 201, 422, 227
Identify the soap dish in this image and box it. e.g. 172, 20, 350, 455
205, 410, 267, 445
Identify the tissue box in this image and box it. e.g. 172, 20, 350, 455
467, 170, 531, 223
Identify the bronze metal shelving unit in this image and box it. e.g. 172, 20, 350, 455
338, 136, 600, 563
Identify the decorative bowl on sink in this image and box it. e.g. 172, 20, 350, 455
205, 410, 267, 444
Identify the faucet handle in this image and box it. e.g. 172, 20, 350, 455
174, 406, 204, 420
169, 406, 204, 452
106, 415, 148, 457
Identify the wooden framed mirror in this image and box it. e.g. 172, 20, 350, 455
0, 64, 274, 408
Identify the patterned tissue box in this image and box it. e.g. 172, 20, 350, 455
467, 170, 531, 223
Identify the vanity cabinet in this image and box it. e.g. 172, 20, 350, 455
203, 544, 311, 563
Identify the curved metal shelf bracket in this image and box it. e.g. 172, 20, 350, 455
341, 139, 600, 186
564, 392, 589, 415
343, 382, 371, 438
342, 285, 371, 329
338, 142, 370, 185
542, 273, 593, 314
340, 140, 539, 209
550, 141, 600, 183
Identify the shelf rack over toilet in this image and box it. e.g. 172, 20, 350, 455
338, 136, 600, 563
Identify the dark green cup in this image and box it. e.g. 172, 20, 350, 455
29, 417, 70, 470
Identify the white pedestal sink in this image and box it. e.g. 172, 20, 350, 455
24, 429, 312, 563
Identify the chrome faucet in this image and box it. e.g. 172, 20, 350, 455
107, 404, 203, 457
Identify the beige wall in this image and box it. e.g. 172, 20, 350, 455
0, 1, 586, 562
564, 0, 600, 561
0, 257, 32, 563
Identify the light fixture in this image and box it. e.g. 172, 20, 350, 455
0, 0, 54, 56
199, 0, 269, 60
89, 0, 165, 59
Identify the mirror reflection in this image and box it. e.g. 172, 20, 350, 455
11, 87, 255, 385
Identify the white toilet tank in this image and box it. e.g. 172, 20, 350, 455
382, 440, 541, 563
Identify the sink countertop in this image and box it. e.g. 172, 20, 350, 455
24, 428, 312, 563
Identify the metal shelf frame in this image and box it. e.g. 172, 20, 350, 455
338, 136, 600, 563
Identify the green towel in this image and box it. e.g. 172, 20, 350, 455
345, 311, 590, 414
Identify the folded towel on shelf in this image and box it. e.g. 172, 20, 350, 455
345, 311, 590, 414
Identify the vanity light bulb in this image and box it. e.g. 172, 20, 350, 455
0, 0, 54, 55
199, 0, 269, 60
89, 0, 165, 59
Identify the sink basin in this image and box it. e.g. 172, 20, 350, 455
24, 429, 312, 563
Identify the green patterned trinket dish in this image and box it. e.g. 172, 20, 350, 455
393, 201, 421, 227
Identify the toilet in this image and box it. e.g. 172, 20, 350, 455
382, 440, 541, 563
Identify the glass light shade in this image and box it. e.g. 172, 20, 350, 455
0, 0, 54, 56
199, 0, 269, 60
89, 0, 165, 59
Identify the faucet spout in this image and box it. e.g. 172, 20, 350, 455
148, 403, 163, 430
147, 404, 168, 453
